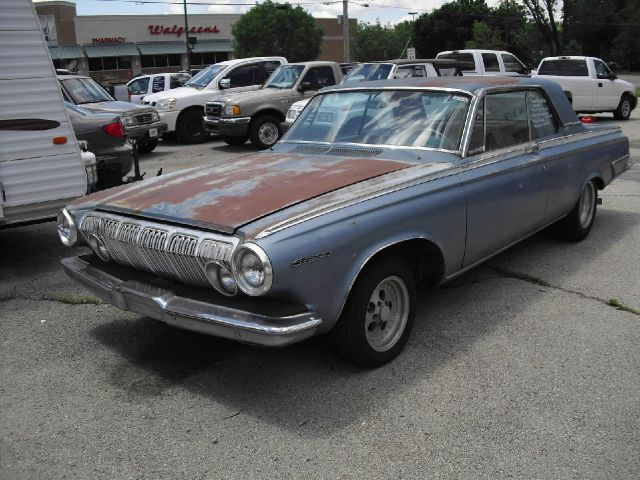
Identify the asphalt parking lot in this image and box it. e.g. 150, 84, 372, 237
1, 113, 639, 479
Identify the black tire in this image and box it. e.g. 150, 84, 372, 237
176, 109, 209, 144
330, 257, 416, 368
137, 137, 158, 154
223, 135, 248, 146
553, 180, 598, 242
613, 95, 633, 120
249, 115, 281, 149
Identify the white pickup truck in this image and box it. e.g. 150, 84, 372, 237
532, 56, 637, 120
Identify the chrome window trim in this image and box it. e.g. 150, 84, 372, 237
281, 87, 474, 154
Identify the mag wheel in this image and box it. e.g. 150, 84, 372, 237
331, 257, 416, 368
553, 180, 597, 241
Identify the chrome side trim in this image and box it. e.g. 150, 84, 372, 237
79, 212, 239, 287
61, 256, 322, 348
255, 163, 462, 239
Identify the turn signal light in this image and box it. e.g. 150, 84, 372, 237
103, 121, 125, 139
52, 136, 67, 145
232, 105, 241, 115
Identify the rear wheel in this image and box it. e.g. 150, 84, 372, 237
176, 109, 209, 144
223, 135, 248, 146
249, 115, 281, 149
553, 180, 597, 241
613, 95, 633, 120
330, 257, 416, 368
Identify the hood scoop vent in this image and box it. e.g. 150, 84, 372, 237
294, 144, 383, 158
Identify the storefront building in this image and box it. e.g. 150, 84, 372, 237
35, 1, 355, 85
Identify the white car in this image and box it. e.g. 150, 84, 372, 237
127, 72, 191, 104
143, 57, 287, 143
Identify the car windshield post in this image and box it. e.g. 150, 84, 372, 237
62, 77, 113, 104
284, 89, 471, 151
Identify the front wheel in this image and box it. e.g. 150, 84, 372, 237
330, 258, 416, 368
176, 109, 209, 144
553, 180, 598, 241
613, 95, 633, 120
249, 115, 281, 149
137, 137, 158, 154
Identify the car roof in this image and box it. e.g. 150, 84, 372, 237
288, 61, 339, 67
216, 56, 287, 66
374, 58, 459, 66
58, 74, 91, 80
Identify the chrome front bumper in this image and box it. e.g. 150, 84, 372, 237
61, 256, 322, 347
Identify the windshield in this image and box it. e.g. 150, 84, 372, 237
61, 77, 113, 104
285, 90, 471, 151
264, 65, 305, 89
342, 63, 394, 84
185, 64, 227, 88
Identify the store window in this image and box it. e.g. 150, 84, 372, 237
141, 54, 182, 68
190, 51, 228, 66
88, 56, 132, 71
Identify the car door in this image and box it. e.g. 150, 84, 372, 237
127, 76, 150, 104
459, 90, 547, 267
525, 88, 577, 220
592, 59, 619, 110
294, 66, 338, 103
220, 62, 261, 93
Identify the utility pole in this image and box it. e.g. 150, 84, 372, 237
408, 12, 417, 47
183, 0, 191, 72
342, 0, 349, 63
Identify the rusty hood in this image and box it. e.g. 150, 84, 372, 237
70, 151, 414, 232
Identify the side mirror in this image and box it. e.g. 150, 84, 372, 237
298, 81, 313, 92
219, 78, 231, 89
608, 72, 618, 80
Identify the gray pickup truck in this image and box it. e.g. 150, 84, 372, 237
203, 61, 343, 148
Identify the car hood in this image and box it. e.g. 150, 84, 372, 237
213, 87, 290, 105
79, 101, 152, 115
69, 151, 416, 233
144, 85, 208, 103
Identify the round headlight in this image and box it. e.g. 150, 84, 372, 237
57, 208, 77, 247
88, 233, 110, 262
204, 261, 237, 296
231, 243, 273, 296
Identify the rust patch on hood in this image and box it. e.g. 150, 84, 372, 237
70, 152, 413, 230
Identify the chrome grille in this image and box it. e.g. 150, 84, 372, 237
134, 113, 153, 124
80, 212, 239, 286
205, 102, 223, 118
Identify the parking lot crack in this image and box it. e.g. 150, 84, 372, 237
488, 266, 639, 316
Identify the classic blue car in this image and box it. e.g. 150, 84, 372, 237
58, 77, 632, 367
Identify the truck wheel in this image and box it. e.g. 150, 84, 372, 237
137, 137, 158, 154
613, 95, 633, 120
553, 180, 597, 241
223, 135, 248, 146
249, 115, 281, 149
176, 109, 208, 144
330, 257, 416, 368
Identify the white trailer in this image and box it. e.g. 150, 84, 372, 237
0, 0, 91, 226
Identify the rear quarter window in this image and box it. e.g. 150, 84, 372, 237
538, 60, 589, 76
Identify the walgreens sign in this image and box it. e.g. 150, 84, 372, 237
148, 25, 220, 37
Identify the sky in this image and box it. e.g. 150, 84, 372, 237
34, 0, 500, 26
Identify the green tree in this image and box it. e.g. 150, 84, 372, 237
414, 0, 492, 57
351, 20, 412, 61
231, 2, 322, 62
465, 21, 505, 49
